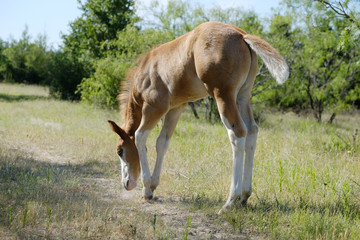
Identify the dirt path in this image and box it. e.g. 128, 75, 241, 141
89, 177, 253, 239
5, 139, 260, 239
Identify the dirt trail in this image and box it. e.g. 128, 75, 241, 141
91, 177, 251, 239
7, 140, 259, 239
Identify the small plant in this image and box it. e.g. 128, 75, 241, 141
278, 159, 284, 192
22, 207, 28, 228
130, 224, 137, 236
309, 168, 316, 192
46, 167, 50, 184
291, 166, 299, 194
152, 214, 157, 233
47, 207, 52, 227
8, 206, 13, 224
183, 216, 192, 240
342, 181, 351, 218
353, 128, 358, 152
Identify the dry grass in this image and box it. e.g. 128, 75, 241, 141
1, 83, 360, 239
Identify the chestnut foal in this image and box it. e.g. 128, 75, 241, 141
108, 21, 289, 211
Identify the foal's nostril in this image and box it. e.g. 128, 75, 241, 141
125, 179, 130, 189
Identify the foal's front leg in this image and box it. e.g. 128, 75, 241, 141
135, 103, 169, 200
134, 129, 153, 199
151, 105, 185, 192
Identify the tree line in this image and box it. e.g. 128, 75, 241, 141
0, 0, 359, 123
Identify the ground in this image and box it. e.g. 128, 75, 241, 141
1, 83, 360, 239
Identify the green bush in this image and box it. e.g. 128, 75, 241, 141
0, 40, 12, 82
0, 29, 51, 85
78, 55, 132, 107
47, 51, 87, 100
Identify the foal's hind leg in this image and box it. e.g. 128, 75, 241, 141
151, 104, 186, 192
237, 97, 258, 204
215, 93, 248, 211
237, 49, 258, 205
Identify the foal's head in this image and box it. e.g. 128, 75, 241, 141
108, 120, 140, 190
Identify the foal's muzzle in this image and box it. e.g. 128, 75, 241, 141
123, 178, 137, 190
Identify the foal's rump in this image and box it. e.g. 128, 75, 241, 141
192, 22, 253, 96
192, 21, 288, 93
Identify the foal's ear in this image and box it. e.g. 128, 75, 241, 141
108, 120, 129, 140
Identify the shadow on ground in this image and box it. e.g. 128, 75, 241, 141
0, 93, 48, 102
0, 146, 126, 238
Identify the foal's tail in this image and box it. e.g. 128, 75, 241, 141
243, 34, 289, 84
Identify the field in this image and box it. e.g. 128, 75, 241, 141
0, 83, 360, 239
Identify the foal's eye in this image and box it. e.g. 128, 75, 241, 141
117, 148, 124, 157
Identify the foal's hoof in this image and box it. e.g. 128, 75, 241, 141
144, 194, 153, 200
240, 191, 251, 205
239, 198, 249, 206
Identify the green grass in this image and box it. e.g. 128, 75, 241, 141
1, 83, 360, 239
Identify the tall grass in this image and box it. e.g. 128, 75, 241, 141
1, 83, 359, 239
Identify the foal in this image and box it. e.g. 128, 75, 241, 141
108, 21, 289, 211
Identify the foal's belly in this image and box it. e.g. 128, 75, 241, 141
168, 75, 209, 107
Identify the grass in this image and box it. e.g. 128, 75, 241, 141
1, 83, 360, 239
0, 84, 172, 239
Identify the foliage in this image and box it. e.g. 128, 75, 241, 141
53, 0, 136, 100
0, 39, 12, 81
47, 50, 85, 100
314, 0, 360, 50
0, 27, 51, 85
63, 0, 135, 59
78, 55, 131, 107
271, 0, 360, 122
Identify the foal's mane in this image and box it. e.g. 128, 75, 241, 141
118, 66, 137, 121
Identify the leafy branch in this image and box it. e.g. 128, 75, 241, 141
315, 0, 358, 25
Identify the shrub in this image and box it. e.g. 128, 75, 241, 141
48, 51, 88, 100
78, 55, 133, 107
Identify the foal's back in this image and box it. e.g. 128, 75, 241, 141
133, 21, 253, 108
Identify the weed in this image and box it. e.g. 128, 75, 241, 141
46, 167, 50, 184
183, 216, 192, 240
152, 214, 157, 232
130, 224, 137, 236
8, 206, 13, 224
47, 207, 52, 227
22, 207, 28, 228
278, 159, 284, 192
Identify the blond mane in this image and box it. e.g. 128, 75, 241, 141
118, 67, 136, 121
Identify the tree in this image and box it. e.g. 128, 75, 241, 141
52, 0, 135, 100
63, 0, 135, 59
273, 0, 360, 122
1, 27, 51, 84
48, 50, 85, 100
314, 0, 360, 50
0, 39, 12, 81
